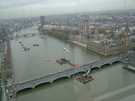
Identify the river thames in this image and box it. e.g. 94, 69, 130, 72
10, 27, 135, 101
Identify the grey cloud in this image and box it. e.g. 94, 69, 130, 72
0, 0, 135, 18
0, 0, 47, 9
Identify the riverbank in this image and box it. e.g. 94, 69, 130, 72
40, 29, 87, 49
0, 44, 8, 101
70, 40, 87, 48
44, 30, 70, 41
44, 31, 104, 56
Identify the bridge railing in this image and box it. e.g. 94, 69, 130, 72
16, 56, 122, 86
15, 68, 76, 86
14, 56, 123, 92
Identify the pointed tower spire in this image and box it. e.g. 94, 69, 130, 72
125, 22, 130, 33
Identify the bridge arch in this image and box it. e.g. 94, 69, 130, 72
111, 60, 120, 64
17, 87, 33, 93
91, 66, 100, 72
53, 76, 69, 83
35, 82, 51, 88
101, 63, 111, 68
71, 71, 86, 77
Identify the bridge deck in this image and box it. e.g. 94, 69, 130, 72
7, 56, 123, 93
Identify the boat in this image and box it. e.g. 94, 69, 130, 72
23, 47, 30, 51
56, 58, 71, 65
64, 48, 70, 53
19, 41, 22, 44
33, 44, 39, 47
56, 59, 64, 65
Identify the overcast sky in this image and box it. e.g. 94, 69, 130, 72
0, 0, 135, 18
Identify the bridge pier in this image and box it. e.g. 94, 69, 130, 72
67, 75, 71, 78
13, 56, 123, 93
49, 80, 54, 84
32, 86, 35, 89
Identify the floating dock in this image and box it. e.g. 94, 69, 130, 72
56, 58, 76, 67
74, 74, 94, 84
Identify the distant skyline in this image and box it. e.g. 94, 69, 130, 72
0, 0, 135, 18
